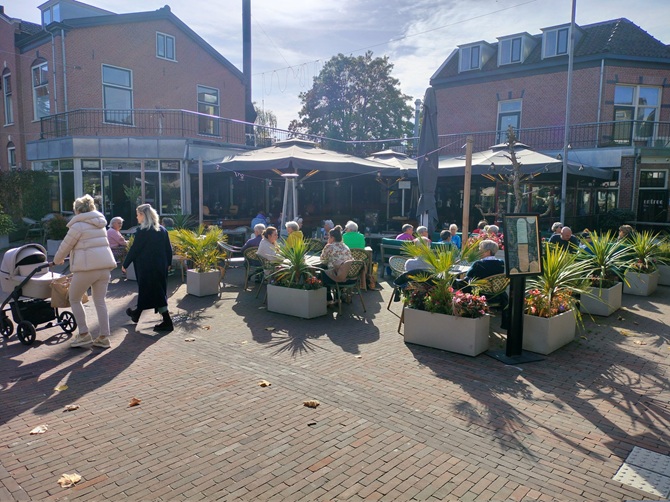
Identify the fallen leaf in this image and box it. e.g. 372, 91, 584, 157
620, 330, 634, 336
241, 340, 248, 345
633, 321, 639, 325
354, 355, 362, 359
258, 380, 271, 387
184, 338, 196, 342
128, 397, 142, 407
265, 327, 275, 331
63, 405, 79, 412
58, 473, 82, 488
54, 385, 68, 392
634, 341, 647, 345
303, 400, 320, 409
30, 424, 48, 435
580, 336, 587, 340
203, 326, 211, 330
617, 316, 625, 321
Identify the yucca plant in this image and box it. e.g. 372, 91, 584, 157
576, 230, 630, 288
625, 230, 661, 273
525, 242, 592, 318
271, 238, 322, 289
656, 238, 670, 265
173, 225, 227, 273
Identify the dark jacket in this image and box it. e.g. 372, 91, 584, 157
466, 258, 505, 281
548, 234, 579, 253
123, 225, 172, 311
241, 234, 262, 254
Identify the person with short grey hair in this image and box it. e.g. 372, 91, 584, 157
396, 224, 414, 241
241, 223, 266, 263
551, 221, 563, 234
448, 223, 461, 249
343, 220, 366, 249
54, 194, 117, 349
107, 216, 127, 250
285, 220, 303, 247
414, 226, 431, 245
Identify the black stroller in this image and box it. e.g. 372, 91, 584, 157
0, 244, 77, 345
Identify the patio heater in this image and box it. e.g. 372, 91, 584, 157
279, 173, 299, 232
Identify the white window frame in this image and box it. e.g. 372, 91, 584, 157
543, 27, 569, 58
7, 144, 16, 169
499, 37, 522, 65
102, 64, 134, 126
32, 61, 50, 121
156, 32, 176, 61
459, 45, 481, 72
197, 85, 220, 136
3, 72, 13, 125
613, 84, 661, 143
496, 99, 522, 143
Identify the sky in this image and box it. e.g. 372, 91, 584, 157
7, 0, 670, 129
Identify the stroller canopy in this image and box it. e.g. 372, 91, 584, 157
0, 244, 47, 280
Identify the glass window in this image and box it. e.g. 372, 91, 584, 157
640, 170, 667, 189
102, 64, 133, 125
7, 143, 16, 169
197, 85, 220, 136
499, 37, 522, 65
161, 172, 181, 214
42, 7, 51, 25
543, 27, 569, 58
459, 46, 480, 72
3, 71, 13, 125
497, 99, 522, 143
32, 61, 50, 120
613, 85, 661, 144
156, 33, 176, 61
52, 4, 60, 22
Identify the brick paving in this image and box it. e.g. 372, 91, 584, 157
1, 265, 669, 501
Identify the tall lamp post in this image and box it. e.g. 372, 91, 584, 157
560, 0, 577, 223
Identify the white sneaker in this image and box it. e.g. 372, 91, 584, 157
92, 336, 110, 349
70, 333, 93, 348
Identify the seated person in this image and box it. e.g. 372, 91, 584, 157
342, 220, 366, 249
449, 224, 461, 249
320, 225, 353, 303
251, 210, 268, 228
436, 230, 456, 250
485, 224, 503, 249
404, 255, 431, 272
472, 220, 487, 234
161, 217, 175, 231
551, 221, 563, 236
107, 216, 127, 262
414, 226, 431, 245
548, 226, 579, 253
285, 221, 304, 247
618, 224, 635, 241
241, 223, 266, 266
321, 219, 335, 240
396, 223, 414, 241
257, 226, 280, 262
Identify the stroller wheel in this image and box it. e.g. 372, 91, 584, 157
1, 317, 14, 338
17, 321, 37, 346
58, 311, 77, 334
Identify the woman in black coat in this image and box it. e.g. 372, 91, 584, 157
122, 203, 173, 331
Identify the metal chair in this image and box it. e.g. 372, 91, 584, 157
218, 241, 245, 282
243, 247, 263, 290
255, 255, 277, 302
386, 255, 409, 311
334, 260, 367, 314
22, 218, 45, 244
350, 247, 371, 290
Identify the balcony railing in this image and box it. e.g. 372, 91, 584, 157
40, 109, 670, 157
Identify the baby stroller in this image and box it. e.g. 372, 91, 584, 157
0, 244, 77, 345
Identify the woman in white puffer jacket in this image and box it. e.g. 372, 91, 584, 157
53, 194, 116, 349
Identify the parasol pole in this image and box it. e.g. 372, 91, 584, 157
462, 136, 473, 238
140, 160, 146, 204
198, 157, 203, 226
560, 0, 577, 223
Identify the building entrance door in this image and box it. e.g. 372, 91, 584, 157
103, 172, 139, 226
637, 189, 668, 223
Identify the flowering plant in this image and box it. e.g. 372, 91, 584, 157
524, 288, 572, 318
452, 291, 489, 318
270, 238, 324, 290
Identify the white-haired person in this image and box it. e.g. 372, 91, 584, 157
448, 223, 461, 249
414, 226, 431, 245
321, 219, 335, 240
53, 194, 117, 348
241, 223, 266, 267
122, 204, 174, 332
107, 216, 128, 263
342, 220, 366, 249
285, 220, 304, 247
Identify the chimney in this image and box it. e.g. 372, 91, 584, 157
242, 0, 256, 125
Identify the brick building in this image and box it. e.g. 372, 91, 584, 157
429, 18, 670, 230
0, 0, 249, 223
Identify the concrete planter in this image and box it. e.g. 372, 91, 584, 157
186, 269, 220, 297
580, 282, 622, 317
623, 270, 659, 296
47, 239, 63, 257
267, 284, 327, 319
523, 310, 576, 355
657, 264, 670, 286
403, 308, 490, 357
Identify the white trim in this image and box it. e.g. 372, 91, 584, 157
101, 63, 134, 126
196, 84, 221, 137
156, 31, 177, 62
542, 27, 569, 59
31, 60, 50, 121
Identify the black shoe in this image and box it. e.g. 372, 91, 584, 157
126, 308, 140, 323
154, 312, 173, 332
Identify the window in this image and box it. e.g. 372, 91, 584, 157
543, 27, 569, 58
496, 100, 522, 143
102, 64, 133, 125
156, 33, 176, 61
640, 170, 666, 189
613, 85, 661, 144
499, 37, 522, 65
3, 70, 13, 125
32, 60, 50, 120
197, 85, 220, 136
7, 142, 16, 169
459, 45, 480, 72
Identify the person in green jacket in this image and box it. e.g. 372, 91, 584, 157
342, 220, 366, 249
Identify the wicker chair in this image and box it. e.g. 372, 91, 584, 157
471, 273, 510, 328
350, 248, 370, 290
243, 247, 262, 290
255, 255, 277, 301
305, 238, 325, 253
333, 260, 367, 315
388, 255, 408, 280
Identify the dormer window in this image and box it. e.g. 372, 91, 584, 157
460, 45, 481, 72
543, 27, 569, 58
41, 3, 60, 26
499, 37, 522, 65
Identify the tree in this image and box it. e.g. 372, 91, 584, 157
254, 102, 278, 147
289, 51, 413, 155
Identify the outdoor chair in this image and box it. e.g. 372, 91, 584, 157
305, 238, 325, 254
472, 273, 510, 329
350, 247, 371, 290
388, 255, 408, 280
255, 255, 277, 302
379, 238, 405, 276
333, 259, 367, 315
243, 247, 263, 290
218, 241, 245, 282
22, 217, 45, 244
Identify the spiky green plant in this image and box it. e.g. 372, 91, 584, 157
624, 230, 661, 273
656, 238, 670, 265
173, 225, 227, 273
171, 210, 196, 230
271, 237, 322, 289
576, 230, 630, 288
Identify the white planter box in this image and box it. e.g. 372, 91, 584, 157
623, 270, 659, 296
186, 269, 221, 297
580, 282, 622, 317
0, 234, 8, 250
267, 284, 327, 319
47, 239, 63, 256
126, 263, 137, 281
657, 264, 670, 286
403, 308, 490, 357
523, 310, 576, 355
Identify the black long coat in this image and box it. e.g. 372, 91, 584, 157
123, 226, 172, 311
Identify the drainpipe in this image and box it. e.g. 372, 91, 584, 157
595, 59, 604, 148
50, 30, 58, 114
631, 150, 639, 213
61, 29, 68, 112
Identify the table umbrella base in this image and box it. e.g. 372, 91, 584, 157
486, 349, 545, 365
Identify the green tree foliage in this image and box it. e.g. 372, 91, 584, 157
289, 51, 413, 155
254, 102, 278, 147
0, 170, 51, 219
